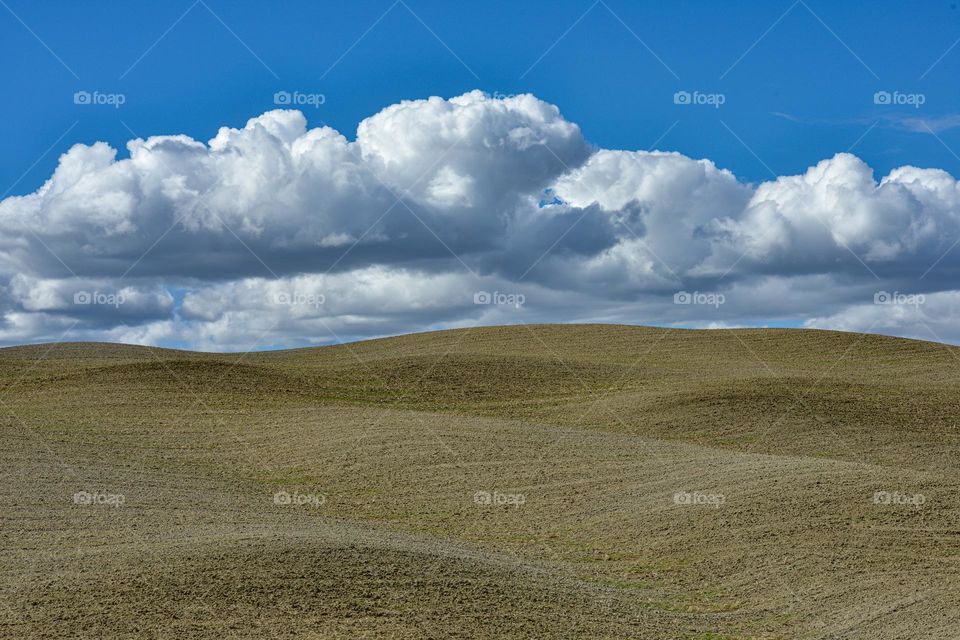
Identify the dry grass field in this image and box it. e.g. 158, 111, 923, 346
2, 324, 959, 638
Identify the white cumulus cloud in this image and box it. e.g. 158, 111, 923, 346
1, 91, 960, 348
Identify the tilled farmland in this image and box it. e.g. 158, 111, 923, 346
2, 325, 958, 638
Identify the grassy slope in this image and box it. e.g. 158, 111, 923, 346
2, 324, 959, 638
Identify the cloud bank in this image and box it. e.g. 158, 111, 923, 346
2, 90, 959, 349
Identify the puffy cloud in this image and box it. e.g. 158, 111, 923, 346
705, 154, 960, 279
1, 91, 960, 349
1, 91, 588, 281
358, 92, 588, 208
805, 289, 960, 343
9, 275, 173, 323
549, 150, 750, 287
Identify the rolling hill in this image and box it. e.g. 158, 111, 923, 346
2, 324, 958, 638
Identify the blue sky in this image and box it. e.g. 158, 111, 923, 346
4, 0, 960, 192
3, 0, 960, 349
